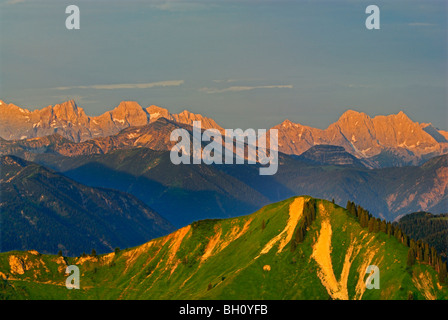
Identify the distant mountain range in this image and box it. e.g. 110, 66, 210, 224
272, 110, 448, 167
1, 99, 447, 167
1, 197, 446, 300
2, 138, 446, 228
0, 155, 174, 256
0, 100, 221, 143
0, 113, 446, 226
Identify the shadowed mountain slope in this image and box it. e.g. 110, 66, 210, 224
0, 155, 174, 256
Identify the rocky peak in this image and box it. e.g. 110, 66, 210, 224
109, 101, 149, 126
146, 105, 173, 122
111, 101, 144, 116
335, 110, 372, 128
280, 119, 294, 127
0, 101, 30, 114
115, 101, 143, 112
172, 109, 223, 131
175, 110, 204, 122
397, 110, 409, 118
52, 100, 85, 121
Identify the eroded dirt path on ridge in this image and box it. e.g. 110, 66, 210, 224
257, 197, 306, 258
311, 203, 355, 300
413, 270, 436, 300
354, 235, 379, 300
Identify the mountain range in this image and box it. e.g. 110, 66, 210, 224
272, 110, 448, 167
1, 197, 446, 300
1, 99, 447, 167
1, 117, 447, 228
0, 100, 222, 143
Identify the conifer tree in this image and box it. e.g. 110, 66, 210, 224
346, 201, 352, 213
407, 248, 416, 267
368, 218, 375, 233
430, 247, 437, 267
373, 219, 380, 233
438, 258, 447, 284
380, 220, 387, 233
424, 244, 430, 263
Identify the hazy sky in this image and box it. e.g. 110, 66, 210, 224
1, 0, 447, 130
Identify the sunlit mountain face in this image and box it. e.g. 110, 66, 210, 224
1, 100, 447, 167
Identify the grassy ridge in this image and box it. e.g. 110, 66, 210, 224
0, 197, 447, 300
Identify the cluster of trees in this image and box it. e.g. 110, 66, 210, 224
290, 199, 317, 251
346, 201, 447, 284
395, 212, 448, 258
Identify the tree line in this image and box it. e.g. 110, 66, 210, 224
346, 201, 447, 284
394, 212, 448, 259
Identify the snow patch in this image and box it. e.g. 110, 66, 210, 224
113, 118, 125, 124
127, 133, 138, 139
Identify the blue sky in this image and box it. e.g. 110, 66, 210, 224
1, 0, 446, 130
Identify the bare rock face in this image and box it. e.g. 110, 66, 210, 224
1, 99, 446, 167
273, 110, 448, 166
0, 100, 93, 142
146, 105, 223, 131
0, 100, 223, 143
270, 120, 316, 155
173, 110, 224, 132
146, 105, 174, 122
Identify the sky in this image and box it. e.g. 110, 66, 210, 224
0, 0, 447, 130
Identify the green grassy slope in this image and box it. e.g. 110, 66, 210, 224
1, 196, 446, 300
